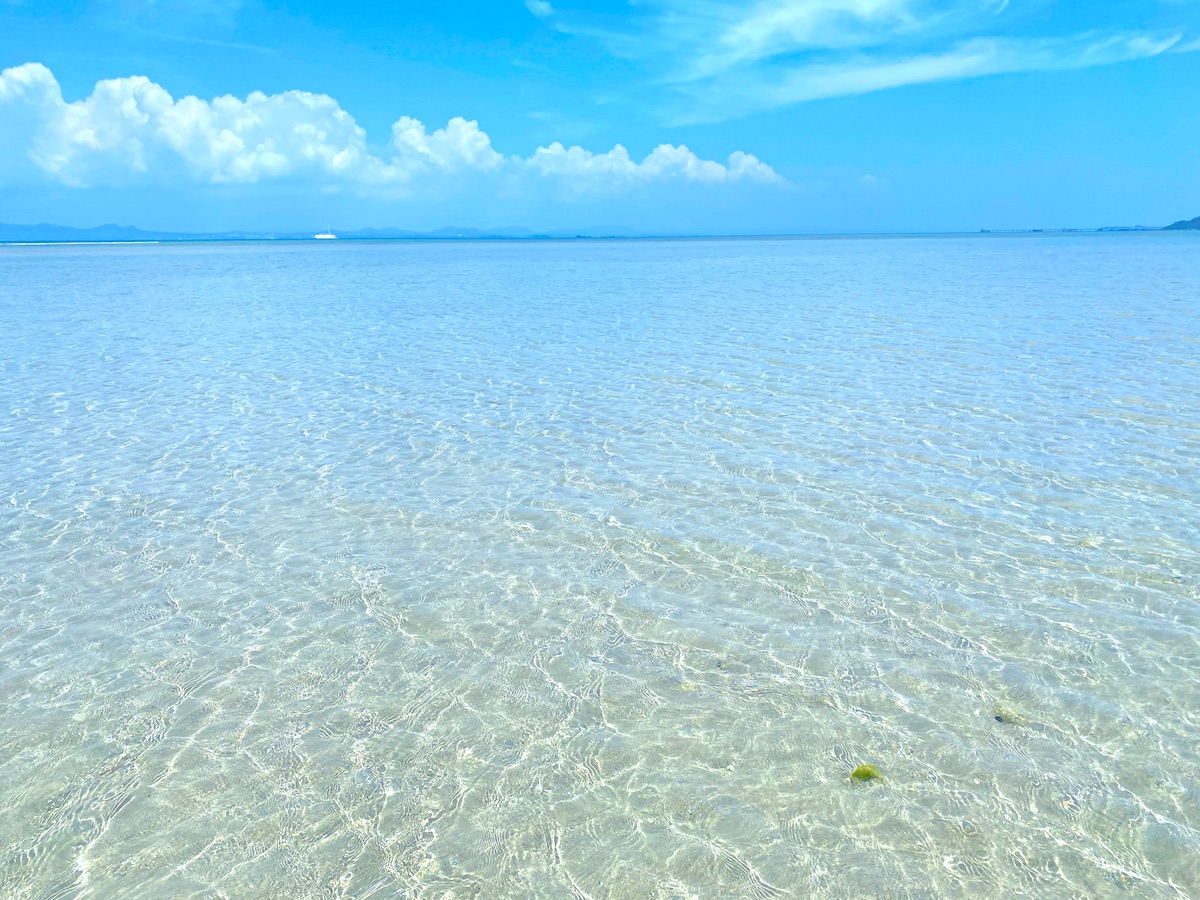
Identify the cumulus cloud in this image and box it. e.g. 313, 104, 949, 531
0, 62, 780, 191
391, 116, 504, 173
0, 63, 380, 186
527, 141, 780, 186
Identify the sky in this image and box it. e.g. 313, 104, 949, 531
1, 0, 1198, 234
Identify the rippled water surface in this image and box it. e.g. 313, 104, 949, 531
1, 235, 1198, 899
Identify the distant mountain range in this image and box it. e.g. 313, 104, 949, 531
0, 222, 644, 243
2, 219, 1198, 244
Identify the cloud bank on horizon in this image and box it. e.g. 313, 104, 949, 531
535, 0, 1196, 123
0, 62, 780, 192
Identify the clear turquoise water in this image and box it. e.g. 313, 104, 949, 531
1, 235, 1198, 899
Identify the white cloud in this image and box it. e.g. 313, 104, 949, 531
0, 62, 66, 181
0, 59, 58, 104
549, 0, 1200, 120
564, 0, 943, 80
527, 141, 780, 185
727, 150, 782, 182
526, 0, 555, 18
391, 116, 504, 173
0, 62, 780, 191
693, 0, 917, 76
676, 31, 1185, 121
47, 75, 377, 186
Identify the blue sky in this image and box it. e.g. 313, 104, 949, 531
1, 0, 1198, 233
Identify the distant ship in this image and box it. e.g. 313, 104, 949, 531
314, 230, 337, 240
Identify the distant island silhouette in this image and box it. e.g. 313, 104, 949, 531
0, 222, 607, 243
4, 218, 1200, 244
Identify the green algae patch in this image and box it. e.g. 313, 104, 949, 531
850, 764, 882, 783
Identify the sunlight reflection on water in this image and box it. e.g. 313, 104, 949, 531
1, 235, 1198, 898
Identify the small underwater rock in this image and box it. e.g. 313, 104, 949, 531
992, 704, 1028, 726
850, 764, 882, 783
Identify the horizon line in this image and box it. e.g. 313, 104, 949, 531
0, 224, 1180, 247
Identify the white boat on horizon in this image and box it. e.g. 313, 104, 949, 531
314, 230, 337, 240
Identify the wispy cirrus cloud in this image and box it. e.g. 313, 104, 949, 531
671, 0, 926, 77
529, 0, 1199, 121
0, 62, 780, 192
677, 30, 1187, 122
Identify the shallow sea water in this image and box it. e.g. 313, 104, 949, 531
1, 234, 1198, 899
